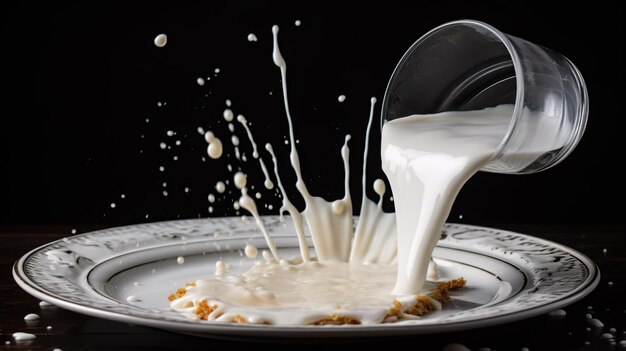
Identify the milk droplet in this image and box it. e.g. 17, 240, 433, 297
159, 166, 165, 172
205, 131, 223, 159
126, 295, 140, 303
197, 126, 205, 135
70, 229, 77, 234
110, 203, 116, 208
208, 206, 213, 213
223, 109, 234, 122
255, 192, 262, 199
39, 301, 53, 307
215, 260, 226, 275
154, 34, 167, 47
247, 33, 258, 42
215, 181, 226, 193
338, 95, 346, 102
197, 77, 205, 86
600, 333, 614, 340
12, 332, 36, 341
225, 99, 232, 107
588, 318, 604, 328
244, 244, 258, 259
547, 309, 566, 317
373, 179, 385, 198
234, 172, 247, 189
53, 348, 62, 351
214, 68, 220, 74
47, 326, 53, 331
177, 256, 185, 265
231, 135, 240, 146
208, 194, 215, 203
295, 20, 301, 26
24, 313, 40, 321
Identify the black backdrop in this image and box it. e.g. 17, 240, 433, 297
1, 1, 624, 227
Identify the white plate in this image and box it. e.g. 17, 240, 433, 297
13, 217, 599, 338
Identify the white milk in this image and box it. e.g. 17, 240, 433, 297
171, 25, 410, 324
170, 260, 439, 325
382, 106, 513, 294
153, 34, 167, 48
170, 24, 495, 325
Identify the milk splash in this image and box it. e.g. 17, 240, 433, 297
169, 24, 468, 325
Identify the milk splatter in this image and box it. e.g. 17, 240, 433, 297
154, 34, 167, 47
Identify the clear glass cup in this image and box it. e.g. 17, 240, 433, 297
381, 20, 588, 174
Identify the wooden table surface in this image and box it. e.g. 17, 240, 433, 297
1, 224, 624, 350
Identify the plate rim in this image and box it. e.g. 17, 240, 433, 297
13, 218, 600, 337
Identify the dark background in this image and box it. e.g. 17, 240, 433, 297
1, 1, 624, 227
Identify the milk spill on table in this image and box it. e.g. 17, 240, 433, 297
169, 25, 522, 324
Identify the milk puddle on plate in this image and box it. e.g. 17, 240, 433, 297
165, 24, 535, 325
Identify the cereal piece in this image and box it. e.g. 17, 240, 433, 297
168, 288, 188, 302
312, 315, 360, 325
195, 300, 218, 320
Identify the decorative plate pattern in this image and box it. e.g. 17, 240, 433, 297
13, 217, 599, 338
